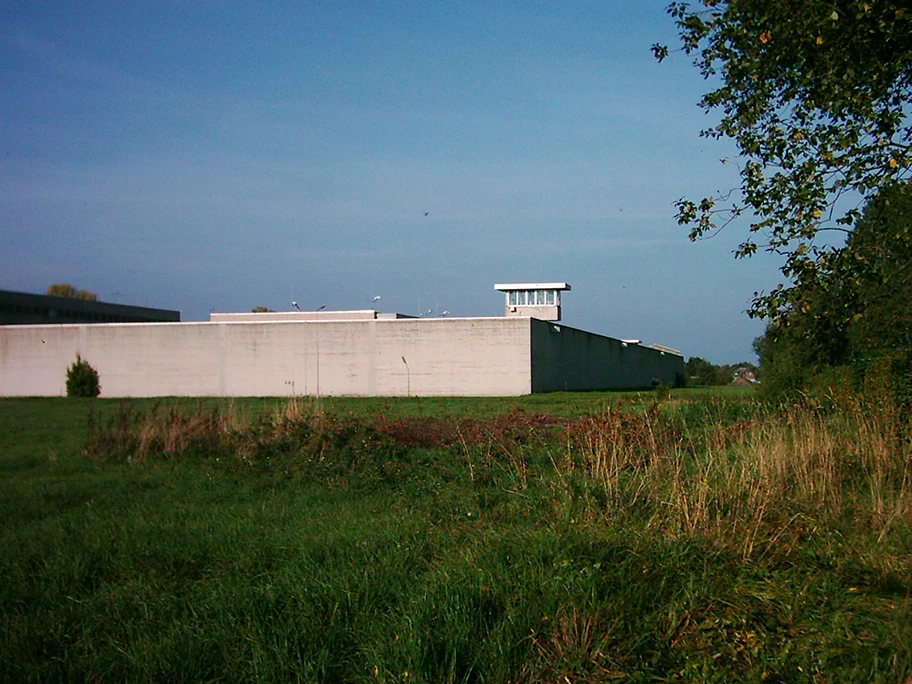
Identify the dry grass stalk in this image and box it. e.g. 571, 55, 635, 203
570, 397, 912, 559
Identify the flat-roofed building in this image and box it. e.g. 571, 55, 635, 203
0, 289, 180, 325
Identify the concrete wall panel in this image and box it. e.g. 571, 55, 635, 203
530, 319, 683, 392
0, 325, 80, 396
0, 318, 533, 397
370, 318, 531, 396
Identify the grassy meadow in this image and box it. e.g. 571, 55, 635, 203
1, 389, 910, 682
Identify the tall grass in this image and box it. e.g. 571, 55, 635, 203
562, 396, 912, 561
83, 393, 912, 565
2, 391, 911, 681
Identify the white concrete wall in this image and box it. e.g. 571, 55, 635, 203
0, 318, 532, 397
504, 304, 561, 321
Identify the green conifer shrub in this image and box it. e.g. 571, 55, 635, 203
66, 354, 101, 398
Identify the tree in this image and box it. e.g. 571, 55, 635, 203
684, 356, 759, 386
46, 283, 98, 301
655, 1, 912, 321
752, 181, 912, 394
842, 180, 912, 355
251, 306, 275, 313
66, 354, 101, 398
685, 356, 729, 385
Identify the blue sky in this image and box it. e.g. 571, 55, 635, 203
1, 1, 783, 363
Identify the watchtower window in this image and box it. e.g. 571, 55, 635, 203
494, 282, 570, 321
505, 288, 560, 307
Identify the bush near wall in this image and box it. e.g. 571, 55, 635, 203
66, 354, 100, 398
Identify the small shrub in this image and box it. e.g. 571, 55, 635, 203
66, 354, 100, 398
651, 378, 672, 400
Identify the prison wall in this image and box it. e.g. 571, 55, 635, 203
0, 318, 532, 397
529, 319, 683, 392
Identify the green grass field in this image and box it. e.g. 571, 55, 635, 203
1, 390, 910, 682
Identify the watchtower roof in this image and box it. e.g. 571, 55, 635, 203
494, 282, 571, 292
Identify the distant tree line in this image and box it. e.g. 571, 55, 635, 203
46, 283, 97, 301
685, 357, 758, 387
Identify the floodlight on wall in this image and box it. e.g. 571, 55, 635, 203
292, 301, 301, 311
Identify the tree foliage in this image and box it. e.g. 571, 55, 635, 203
47, 283, 98, 301
843, 180, 912, 354
66, 354, 101, 398
685, 356, 757, 386
754, 181, 912, 394
655, 0, 912, 320
686, 357, 729, 385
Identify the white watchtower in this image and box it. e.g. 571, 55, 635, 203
494, 282, 571, 322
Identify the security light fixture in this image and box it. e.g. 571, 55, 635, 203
401, 356, 410, 396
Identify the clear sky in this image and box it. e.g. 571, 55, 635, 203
1, 1, 784, 364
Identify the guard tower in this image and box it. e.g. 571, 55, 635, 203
494, 282, 570, 321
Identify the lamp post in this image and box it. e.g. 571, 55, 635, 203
315, 305, 325, 397
401, 356, 410, 397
